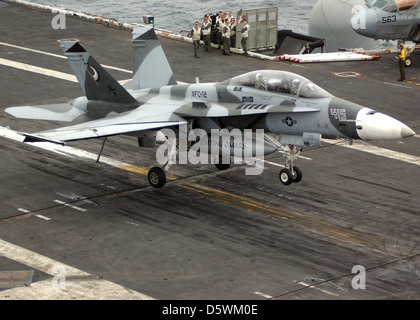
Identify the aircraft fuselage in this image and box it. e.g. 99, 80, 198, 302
351, 0, 420, 42
117, 70, 413, 144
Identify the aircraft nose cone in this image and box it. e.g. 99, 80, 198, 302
356, 108, 414, 140
401, 126, 415, 138
350, 8, 378, 38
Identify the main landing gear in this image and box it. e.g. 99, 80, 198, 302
148, 166, 167, 188
147, 136, 177, 188
214, 156, 231, 171
278, 144, 303, 185
146, 140, 303, 188
148, 156, 231, 188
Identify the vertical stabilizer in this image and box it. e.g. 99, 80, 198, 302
60, 40, 137, 104
131, 27, 177, 90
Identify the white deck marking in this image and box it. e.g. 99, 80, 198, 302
263, 160, 284, 168
0, 239, 154, 300
53, 199, 87, 212
0, 126, 134, 170
384, 81, 412, 89
254, 291, 273, 299
326, 140, 420, 167
295, 280, 339, 297
34, 214, 51, 221
0, 57, 77, 82
0, 41, 66, 59
0, 41, 132, 74
18, 208, 51, 221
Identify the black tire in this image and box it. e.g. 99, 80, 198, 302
215, 163, 231, 170
148, 167, 166, 188
279, 168, 293, 185
292, 166, 303, 183
405, 57, 412, 67
215, 156, 230, 170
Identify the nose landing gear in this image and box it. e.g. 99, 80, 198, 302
279, 145, 303, 185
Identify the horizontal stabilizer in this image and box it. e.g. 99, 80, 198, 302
5, 103, 89, 122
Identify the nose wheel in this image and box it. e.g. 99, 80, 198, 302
279, 166, 302, 185
279, 145, 303, 185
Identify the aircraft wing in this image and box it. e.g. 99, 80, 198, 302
23, 106, 187, 144
5, 103, 89, 122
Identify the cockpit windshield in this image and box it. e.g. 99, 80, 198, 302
372, 0, 394, 10
221, 70, 332, 99
372, 0, 418, 12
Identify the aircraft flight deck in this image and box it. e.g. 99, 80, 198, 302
1, 1, 420, 300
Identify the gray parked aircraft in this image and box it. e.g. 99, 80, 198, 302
351, 0, 420, 64
5, 27, 415, 187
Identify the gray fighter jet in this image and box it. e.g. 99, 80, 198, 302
351, 0, 420, 64
5, 27, 415, 188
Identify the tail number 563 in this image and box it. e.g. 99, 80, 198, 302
382, 15, 396, 23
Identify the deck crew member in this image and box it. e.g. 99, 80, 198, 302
397, 42, 406, 81
191, 21, 201, 58
222, 19, 231, 55
241, 18, 250, 55
230, 17, 236, 48
228, 11, 234, 22
202, 15, 212, 52
216, 12, 226, 49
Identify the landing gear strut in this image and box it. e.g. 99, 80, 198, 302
147, 136, 177, 188
279, 144, 303, 185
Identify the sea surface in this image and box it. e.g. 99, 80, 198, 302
24, 0, 319, 34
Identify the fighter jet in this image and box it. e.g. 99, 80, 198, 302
351, 0, 420, 64
5, 26, 415, 188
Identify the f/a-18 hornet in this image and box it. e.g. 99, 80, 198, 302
5, 27, 415, 188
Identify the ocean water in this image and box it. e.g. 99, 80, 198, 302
24, 0, 319, 34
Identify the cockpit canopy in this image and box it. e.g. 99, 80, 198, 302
221, 70, 332, 99
372, 0, 418, 12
